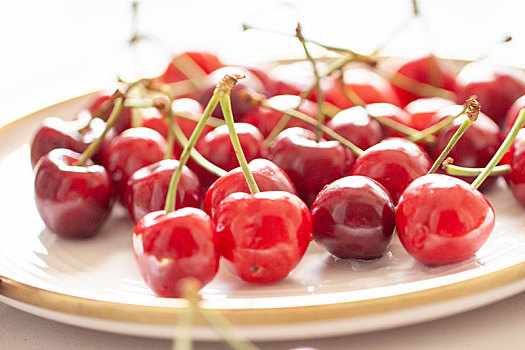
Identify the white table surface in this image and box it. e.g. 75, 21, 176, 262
2, 0, 525, 349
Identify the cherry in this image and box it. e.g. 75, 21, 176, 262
204, 158, 297, 218
193, 123, 264, 187
155, 51, 223, 84
311, 176, 395, 260
103, 127, 168, 203
132, 208, 219, 297
242, 95, 318, 137
503, 129, 525, 206
404, 97, 455, 131
390, 55, 457, 106
214, 191, 312, 284
432, 105, 503, 188
503, 95, 525, 135
455, 61, 525, 125
326, 106, 382, 150
266, 61, 322, 100
364, 102, 412, 139
88, 90, 132, 134
350, 138, 432, 204
196, 66, 265, 121
267, 127, 356, 207
81, 116, 117, 165
125, 159, 202, 223
324, 68, 400, 110
396, 174, 494, 265
34, 149, 115, 238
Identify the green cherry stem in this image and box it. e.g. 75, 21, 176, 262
164, 76, 235, 213
471, 108, 525, 190
75, 96, 124, 166
220, 93, 260, 194
427, 98, 481, 174
408, 103, 468, 143
443, 161, 511, 177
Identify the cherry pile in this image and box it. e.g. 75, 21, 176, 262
30, 43, 525, 298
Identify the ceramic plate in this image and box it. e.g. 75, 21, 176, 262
1, 92, 525, 341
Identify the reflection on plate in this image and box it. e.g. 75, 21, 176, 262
1, 93, 525, 340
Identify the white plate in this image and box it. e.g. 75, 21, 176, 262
1, 92, 525, 341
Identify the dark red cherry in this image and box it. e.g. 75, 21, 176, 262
455, 62, 525, 126
155, 51, 223, 84
351, 138, 432, 204
390, 55, 457, 106
125, 159, 202, 223
365, 103, 412, 138
324, 69, 400, 110
34, 148, 114, 238
242, 94, 318, 137
432, 105, 503, 189
503, 130, 525, 206
196, 66, 265, 121
326, 106, 382, 150
132, 208, 219, 297
503, 95, 525, 135
404, 97, 455, 131
30, 117, 86, 168
103, 127, 167, 203
214, 191, 312, 284
311, 176, 395, 260
193, 123, 264, 187
204, 158, 297, 218
267, 127, 356, 207
396, 174, 495, 265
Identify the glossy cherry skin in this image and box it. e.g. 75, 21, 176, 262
132, 208, 219, 297
503, 130, 525, 206
396, 174, 495, 266
390, 55, 457, 106
30, 117, 86, 167
324, 69, 400, 110
155, 51, 223, 84
103, 127, 168, 203
432, 105, 503, 189
242, 95, 317, 137
404, 97, 455, 131
503, 95, 525, 135
326, 106, 382, 150
196, 66, 265, 121
267, 127, 356, 207
311, 176, 395, 260
193, 123, 265, 187
125, 159, 202, 223
214, 191, 312, 284
455, 62, 525, 126
204, 158, 297, 218
351, 138, 432, 204
364, 103, 412, 139
34, 149, 114, 238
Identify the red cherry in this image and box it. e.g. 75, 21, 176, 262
204, 158, 297, 218
326, 106, 382, 150
155, 51, 223, 84
365, 103, 412, 138
103, 127, 168, 203
125, 159, 202, 223
311, 176, 395, 260
266, 61, 321, 99
396, 174, 495, 265
503, 95, 525, 135
503, 130, 525, 206
404, 97, 455, 131
391, 55, 457, 106
34, 149, 114, 238
267, 127, 356, 207
432, 105, 503, 189
351, 138, 432, 204
87, 90, 132, 134
324, 69, 400, 109
132, 208, 219, 297
242, 95, 317, 137
193, 123, 264, 187
455, 62, 525, 125
214, 191, 312, 284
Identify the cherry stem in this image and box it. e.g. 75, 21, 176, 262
471, 108, 525, 190
219, 93, 260, 194
443, 162, 511, 177
171, 122, 227, 177
427, 97, 480, 174
75, 96, 124, 166
296, 23, 324, 141
164, 76, 235, 213
408, 103, 468, 143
